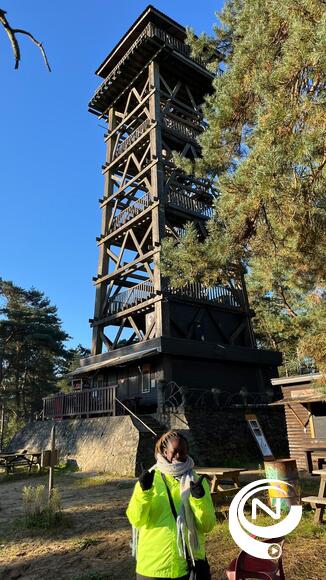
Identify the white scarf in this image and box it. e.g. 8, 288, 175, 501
154, 454, 199, 565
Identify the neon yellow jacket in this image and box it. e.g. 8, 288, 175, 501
126, 470, 216, 578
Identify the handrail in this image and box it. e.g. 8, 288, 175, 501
152, 26, 207, 68
115, 397, 157, 435
168, 282, 244, 308
167, 190, 213, 218
162, 115, 200, 142
114, 118, 151, 158
43, 385, 117, 419
111, 192, 152, 231
107, 281, 155, 315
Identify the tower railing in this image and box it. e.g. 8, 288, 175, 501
168, 282, 244, 308
105, 280, 244, 316
114, 119, 151, 158
167, 190, 213, 218
152, 26, 206, 68
111, 192, 152, 232
107, 281, 155, 315
43, 386, 116, 419
90, 22, 210, 113
162, 115, 200, 142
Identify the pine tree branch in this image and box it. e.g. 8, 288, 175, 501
278, 286, 298, 318
0, 9, 51, 71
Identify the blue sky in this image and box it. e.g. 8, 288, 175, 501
0, 0, 222, 348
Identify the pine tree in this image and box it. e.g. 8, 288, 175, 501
162, 0, 326, 373
0, 280, 71, 435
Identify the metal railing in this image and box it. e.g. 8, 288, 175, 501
167, 190, 213, 218
43, 386, 116, 419
111, 192, 152, 232
168, 282, 244, 308
107, 281, 155, 315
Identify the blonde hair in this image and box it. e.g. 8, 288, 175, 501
154, 430, 189, 458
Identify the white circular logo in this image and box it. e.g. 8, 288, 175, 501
228, 478, 302, 559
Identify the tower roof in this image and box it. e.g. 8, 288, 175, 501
89, 5, 214, 115
95, 5, 187, 79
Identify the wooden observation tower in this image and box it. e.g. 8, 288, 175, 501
73, 5, 281, 412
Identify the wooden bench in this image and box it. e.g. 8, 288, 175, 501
0, 451, 41, 475
302, 469, 326, 523
302, 496, 326, 523
196, 467, 246, 517
304, 448, 326, 474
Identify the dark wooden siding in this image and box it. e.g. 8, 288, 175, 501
284, 401, 311, 470
282, 385, 326, 470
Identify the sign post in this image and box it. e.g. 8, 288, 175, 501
41, 424, 58, 501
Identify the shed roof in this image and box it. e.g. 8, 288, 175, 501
66, 347, 159, 377
271, 373, 324, 386
270, 393, 326, 406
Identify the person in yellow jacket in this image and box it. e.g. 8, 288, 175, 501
126, 430, 216, 579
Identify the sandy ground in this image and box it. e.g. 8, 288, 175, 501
0, 471, 326, 580
0, 472, 135, 580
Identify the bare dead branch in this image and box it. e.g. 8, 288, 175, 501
14, 29, 51, 71
0, 8, 51, 71
0, 9, 20, 68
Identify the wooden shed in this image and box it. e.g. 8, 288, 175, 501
270, 373, 326, 470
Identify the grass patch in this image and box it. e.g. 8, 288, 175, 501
76, 537, 103, 551
55, 460, 80, 475
74, 473, 118, 488
287, 511, 326, 540
21, 484, 68, 530
0, 467, 45, 483
12, 509, 67, 535
213, 500, 326, 542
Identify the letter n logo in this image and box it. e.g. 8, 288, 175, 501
251, 498, 281, 520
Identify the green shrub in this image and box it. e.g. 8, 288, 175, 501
22, 484, 46, 518
22, 484, 63, 528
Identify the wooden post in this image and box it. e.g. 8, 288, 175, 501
112, 387, 116, 416
86, 389, 90, 419
0, 401, 5, 452
148, 60, 169, 338
48, 424, 56, 501
92, 105, 116, 355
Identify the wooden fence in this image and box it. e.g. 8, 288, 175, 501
43, 386, 116, 419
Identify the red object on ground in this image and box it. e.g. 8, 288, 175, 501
225, 538, 285, 579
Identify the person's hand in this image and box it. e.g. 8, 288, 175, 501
190, 475, 205, 498
139, 465, 154, 491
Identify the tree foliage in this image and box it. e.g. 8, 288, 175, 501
0, 280, 71, 438
57, 343, 91, 394
162, 0, 326, 373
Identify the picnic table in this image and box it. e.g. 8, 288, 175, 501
196, 467, 246, 515
302, 469, 326, 523
304, 447, 326, 474
0, 451, 42, 475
